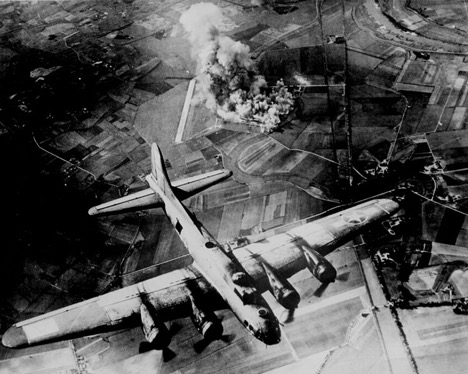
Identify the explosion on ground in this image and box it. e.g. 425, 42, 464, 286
180, 2, 295, 133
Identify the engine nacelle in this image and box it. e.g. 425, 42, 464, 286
303, 246, 337, 284
261, 262, 300, 310
140, 302, 171, 350
189, 295, 223, 341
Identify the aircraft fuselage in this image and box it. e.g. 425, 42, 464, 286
146, 173, 281, 345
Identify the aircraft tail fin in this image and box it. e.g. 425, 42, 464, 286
149, 143, 172, 194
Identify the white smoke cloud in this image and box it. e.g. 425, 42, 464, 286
180, 3, 294, 133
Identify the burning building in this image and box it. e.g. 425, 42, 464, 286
180, 3, 294, 133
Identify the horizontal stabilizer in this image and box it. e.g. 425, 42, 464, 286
88, 169, 231, 217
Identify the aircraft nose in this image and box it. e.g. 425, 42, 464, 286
262, 331, 281, 345
260, 320, 281, 345
2, 325, 28, 348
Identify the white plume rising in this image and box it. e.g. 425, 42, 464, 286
180, 2, 294, 133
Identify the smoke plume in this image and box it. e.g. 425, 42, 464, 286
180, 3, 294, 133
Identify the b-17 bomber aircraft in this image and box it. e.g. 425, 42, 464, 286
2, 143, 401, 352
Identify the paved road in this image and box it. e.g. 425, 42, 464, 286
359, 257, 416, 374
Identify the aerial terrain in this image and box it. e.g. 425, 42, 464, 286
0, 0, 468, 373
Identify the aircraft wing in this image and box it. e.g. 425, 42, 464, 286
2, 198, 399, 348
2, 265, 224, 348
231, 198, 400, 290
88, 169, 231, 216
